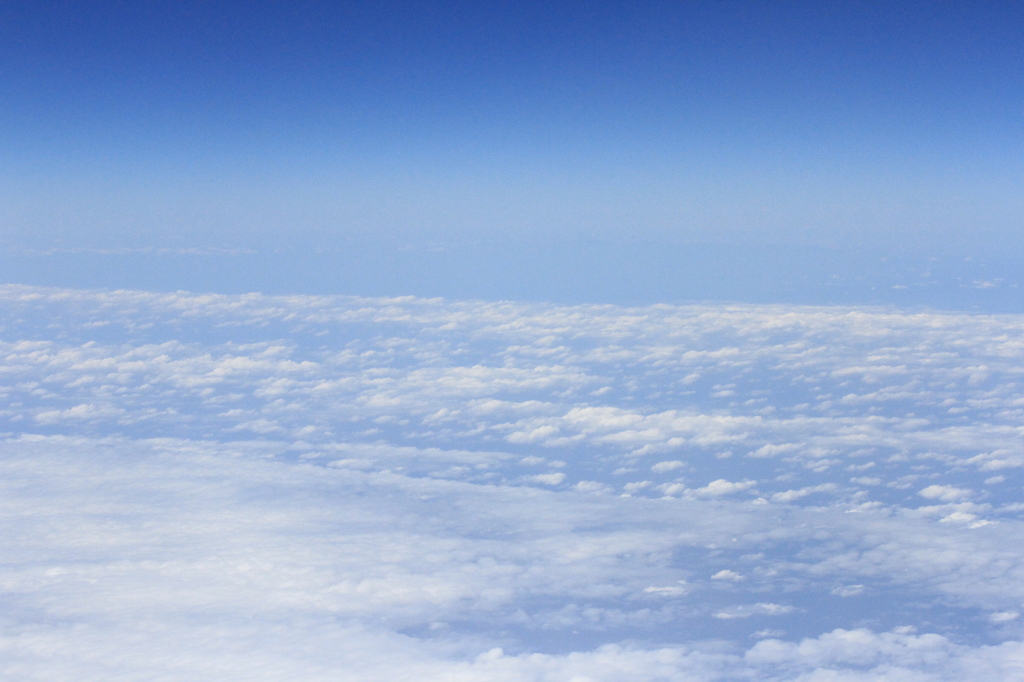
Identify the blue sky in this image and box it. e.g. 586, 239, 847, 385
5, 6, 1024, 678
1, 1, 1022, 302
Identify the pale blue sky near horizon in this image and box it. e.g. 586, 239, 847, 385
1, 1, 1022, 306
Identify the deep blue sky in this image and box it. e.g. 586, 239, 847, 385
1, 1, 1022, 303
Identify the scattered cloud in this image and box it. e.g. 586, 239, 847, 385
0, 285, 1023, 678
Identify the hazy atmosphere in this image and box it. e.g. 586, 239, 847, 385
3, 1, 1023, 306
2, 2, 1023, 680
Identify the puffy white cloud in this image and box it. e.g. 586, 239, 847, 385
650, 460, 685, 473
691, 479, 757, 498
919, 485, 973, 502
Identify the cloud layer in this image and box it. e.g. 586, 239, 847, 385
1, 285, 1023, 679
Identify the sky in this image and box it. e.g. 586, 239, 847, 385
3, 5, 1024, 679
1, 1, 1023, 304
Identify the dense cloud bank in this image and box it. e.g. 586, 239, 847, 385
1, 285, 1023, 680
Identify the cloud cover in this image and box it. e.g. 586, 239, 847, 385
1, 285, 1023, 679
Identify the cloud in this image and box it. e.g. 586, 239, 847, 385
2, 286, 1024, 678
831, 584, 866, 597
990, 611, 1019, 624
770, 483, 839, 503
34, 403, 126, 424
650, 460, 684, 473
643, 582, 689, 597
692, 479, 756, 498
919, 485, 973, 502
715, 603, 795, 619
524, 472, 566, 485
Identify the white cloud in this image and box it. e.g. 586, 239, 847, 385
574, 480, 611, 493
34, 403, 125, 424
770, 483, 838, 503
919, 485, 973, 502
643, 582, 689, 597
990, 611, 1019, 624
2, 286, 1024, 678
691, 479, 756, 498
650, 460, 684, 473
832, 584, 866, 597
525, 472, 566, 485
715, 603, 795, 619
